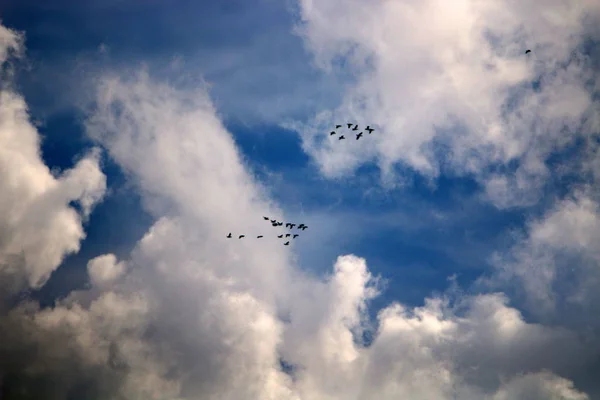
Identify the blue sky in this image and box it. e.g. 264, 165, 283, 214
1, 1, 600, 399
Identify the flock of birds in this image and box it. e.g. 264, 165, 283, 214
226, 217, 308, 246
330, 123, 375, 141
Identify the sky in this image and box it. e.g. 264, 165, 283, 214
0, 0, 599, 399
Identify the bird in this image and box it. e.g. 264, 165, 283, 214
293, 234, 299, 239
278, 234, 284, 238
270, 219, 277, 224
330, 131, 336, 136
283, 241, 290, 246
300, 226, 308, 231
297, 224, 305, 229
257, 235, 263, 238
285, 234, 291, 237
352, 125, 359, 131
525, 49, 531, 54
272, 223, 278, 227
263, 216, 269, 220
227, 233, 232, 238
239, 235, 245, 239
339, 135, 345, 140
289, 223, 296, 229
277, 222, 283, 226
365, 126, 374, 133
335, 124, 342, 129
285, 223, 291, 228
356, 132, 363, 140
347, 123, 353, 129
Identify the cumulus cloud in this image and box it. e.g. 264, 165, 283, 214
87, 253, 126, 287
0, 24, 106, 295
1, 20, 598, 399
290, 0, 600, 207
488, 189, 600, 330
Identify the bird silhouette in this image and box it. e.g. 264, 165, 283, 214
263, 216, 269, 220
227, 233, 232, 238
330, 131, 336, 136
285, 223, 292, 228
257, 235, 263, 238
293, 234, 299, 238
278, 234, 284, 238
356, 132, 363, 140
335, 124, 342, 129
239, 235, 245, 239
270, 219, 276, 223
283, 241, 290, 246
285, 234, 291, 237
300, 226, 308, 231
289, 224, 296, 229
277, 222, 283, 226
525, 49, 531, 54
339, 135, 345, 140
347, 123, 353, 129
365, 126, 374, 133
297, 224, 305, 229
352, 125, 359, 131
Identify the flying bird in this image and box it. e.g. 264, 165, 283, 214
257, 235, 263, 238
293, 234, 299, 239
525, 49, 531, 54
289, 224, 296, 229
263, 216, 269, 220
335, 124, 342, 129
297, 224, 305, 229
226, 233, 232, 238
278, 234, 284, 238
277, 222, 283, 226
239, 235, 245, 239
285, 234, 291, 237
339, 135, 345, 140
300, 226, 308, 231
356, 132, 363, 140
283, 241, 290, 246
347, 123, 353, 129
330, 131, 336, 136
270, 219, 277, 223
352, 125, 359, 131
285, 223, 292, 228
365, 126, 374, 133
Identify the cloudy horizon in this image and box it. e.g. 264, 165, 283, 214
1, 0, 600, 398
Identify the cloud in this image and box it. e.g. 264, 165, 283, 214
290, 0, 600, 207
488, 189, 600, 329
492, 371, 589, 400
0, 24, 598, 399
0, 25, 106, 295
87, 253, 126, 287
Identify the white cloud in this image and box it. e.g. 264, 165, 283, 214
489, 190, 600, 326
290, 0, 600, 207
87, 253, 126, 287
0, 25, 106, 293
493, 371, 589, 400
0, 22, 23, 64
0, 25, 598, 398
